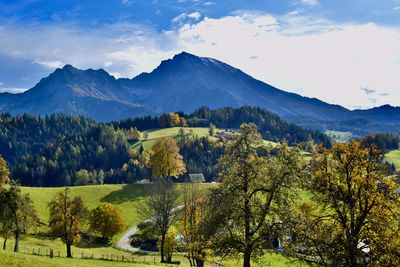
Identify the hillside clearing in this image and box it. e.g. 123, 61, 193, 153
325, 130, 352, 143
133, 127, 217, 150
385, 149, 400, 170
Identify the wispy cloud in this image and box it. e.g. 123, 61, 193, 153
172, 12, 201, 23
301, 0, 319, 6
176, 12, 400, 109
33, 59, 64, 69
0, 87, 27, 94
0, 22, 178, 83
1, 11, 400, 109
361, 87, 376, 95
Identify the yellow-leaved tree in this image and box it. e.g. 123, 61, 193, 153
0, 155, 10, 186
292, 140, 400, 266
48, 188, 88, 258
89, 203, 126, 242
150, 136, 186, 179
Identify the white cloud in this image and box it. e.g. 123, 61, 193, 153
103, 61, 113, 67
394, 6, 400, 11
33, 59, 64, 69
0, 87, 27, 94
121, 0, 134, 5
175, 13, 400, 109
0, 22, 178, 81
1, 12, 400, 109
302, 0, 319, 6
188, 12, 201, 20
109, 72, 122, 79
172, 12, 201, 23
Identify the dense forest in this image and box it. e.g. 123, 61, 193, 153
116, 106, 332, 147
0, 107, 332, 186
360, 133, 399, 151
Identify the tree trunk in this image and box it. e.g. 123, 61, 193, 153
195, 258, 205, 267
349, 240, 358, 267
160, 233, 165, 263
14, 230, 20, 252
244, 185, 252, 267
243, 250, 251, 267
66, 243, 72, 258
3, 238, 7, 250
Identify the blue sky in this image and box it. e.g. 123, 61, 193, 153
1, 0, 400, 108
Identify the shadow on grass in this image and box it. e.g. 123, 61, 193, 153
75, 236, 112, 249
100, 184, 150, 204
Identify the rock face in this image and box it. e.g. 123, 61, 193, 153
0, 51, 398, 126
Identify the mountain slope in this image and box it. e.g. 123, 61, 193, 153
0, 65, 152, 121
0, 51, 398, 128
127, 52, 351, 121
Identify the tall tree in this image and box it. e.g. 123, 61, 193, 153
48, 188, 88, 257
142, 179, 181, 263
0, 184, 38, 252
293, 140, 400, 266
0, 155, 10, 186
181, 183, 209, 267
209, 123, 304, 267
150, 137, 186, 179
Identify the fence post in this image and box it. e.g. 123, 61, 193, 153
32, 248, 35, 255
82, 252, 84, 259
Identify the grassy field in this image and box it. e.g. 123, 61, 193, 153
385, 149, 400, 170
2, 184, 309, 267
0, 246, 306, 267
324, 130, 352, 143
133, 127, 217, 150
0, 248, 169, 267
21, 184, 148, 232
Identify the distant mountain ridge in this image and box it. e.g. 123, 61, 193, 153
0, 52, 398, 132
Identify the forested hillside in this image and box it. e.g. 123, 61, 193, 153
115, 106, 332, 146
0, 107, 331, 186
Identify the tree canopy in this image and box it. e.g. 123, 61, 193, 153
48, 188, 88, 257
292, 140, 400, 266
208, 123, 305, 267
89, 203, 126, 242
0, 155, 10, 186
150, 137, 186, 179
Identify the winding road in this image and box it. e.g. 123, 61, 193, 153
115, 221, 157, 254
115, 205, 184, 254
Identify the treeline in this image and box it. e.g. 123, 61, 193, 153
0, 107, 331, 186
361, 133, 399, 151
187, 107, 332, 146
0, 113, 224, 186
114, 106, 332, 147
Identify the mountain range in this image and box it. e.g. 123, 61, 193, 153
0, 52, 399, 133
